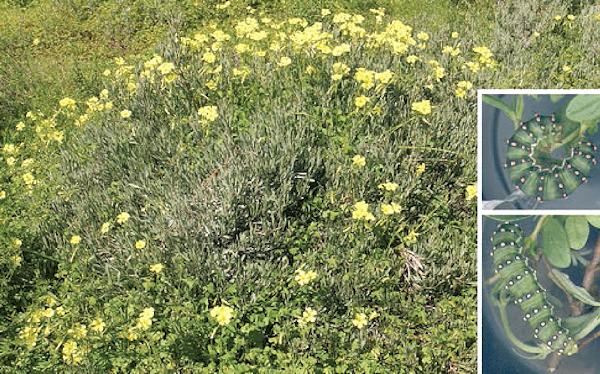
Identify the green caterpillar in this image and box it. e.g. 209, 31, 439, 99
490, 221, 578, 356
504, 114, 596, 202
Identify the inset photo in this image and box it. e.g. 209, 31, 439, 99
480, 91, 600, 210
481, 215, 600, 374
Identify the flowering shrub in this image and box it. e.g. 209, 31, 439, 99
1, 4, 483, 373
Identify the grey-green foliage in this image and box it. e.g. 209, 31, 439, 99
53, 105, 321, 288
493, 0, 568, 61
578, 4, 600, 80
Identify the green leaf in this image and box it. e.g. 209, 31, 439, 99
515, 95, 524, 121
550, 94, 565, 103
484, 215, 531, 222
566, 94, 600, 122
568, 307, 600, 341
541, 217, 571, 268
586, 216, 600, 228
482, 95, 516, 123
565, 216, 589, 250
581, 120, 598, 136
549, 269, 600, 307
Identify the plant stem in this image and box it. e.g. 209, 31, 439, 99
548, 231, 600, 372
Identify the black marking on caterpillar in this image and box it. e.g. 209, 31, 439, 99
505, 114, 596, 202
490, 222, 578, 355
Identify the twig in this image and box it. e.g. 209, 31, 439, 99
582, 235, 600, 294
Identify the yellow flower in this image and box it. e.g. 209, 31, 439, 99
295, 268, 318, 285
68, 324, 87, 338
157, 62, 175, 75
126, 327, 138, 341
150, 263, 164, 273
3, 143, 16, 154
306, 65, 316, 75
378, 182, 398, 191
376, 70, 394, 84
116, 212, 130, 224
455, 88, 466, 99
210, 305, 234, 326
140, 307, 155, 319
278, 56, 292, 67
59, 97, 76, 110
451, 31, 459, 38
90, 318, 105, 333
567, 14, 575, 20
321, 9, 331, 16
137, 316, 152, 330
457, 81, 473, 90
19, 326, 39, 347
32, 38, 40, 46
100, 222, 111, 234
369, 311, 379, 320
43, 308, 55, 318
412, 100, 432, 115
51, 130, 64, 143
354, 96, 370, 108
331, 43, 351, 56
466, 184, 477, 201
216, 1, 230, 9
464, 61, 480, 73
563, 65, 572, 73
120, 110, 132, 119
433, 66, 445, 81
416, 32, 429, 40
62, 340, 83, 364
381, 202, 402, 215
554, 15, 562, 20
352, 155, 366, 167
6, 157, 15, 166
198, 106, 219, 121
352, 313, 368, 329
103, 69, 111, 76
404, 230, 419, 244
533, 31, 540, 37
135, 240, 146, 249
70, 235, 81, 245
406, 55, 419, 64
352, 201, 375, 221
9, 254, 22, 266
297, 307, 318, 326
22, 172, 35, 185
136, 308, 154, 330
381, 204, 395, 215
416, 163, 426, 175
206, 80, 217, 90
0, 191, 5, 199
22, 158, 34, 168
203, 52, 217, 63
235, 43, 251, 54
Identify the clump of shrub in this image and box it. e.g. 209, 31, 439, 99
2, 7, 482, 373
